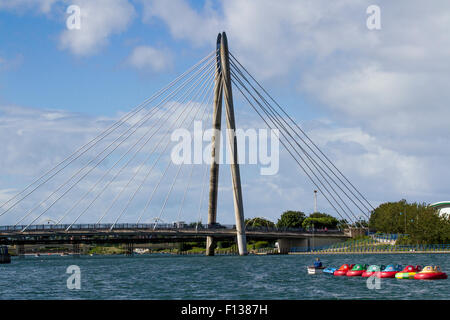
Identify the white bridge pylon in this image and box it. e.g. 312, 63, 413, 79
206, 32, 247, 256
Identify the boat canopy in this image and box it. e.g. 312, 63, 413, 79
366, 265, 384, 272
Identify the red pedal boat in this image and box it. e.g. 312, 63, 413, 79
361, 265, 385, 278
395, 265, 422, 279
414, 266, 448, 280
334, 264, 355, 276
377, 264, 402, 278
347, 264, 368, 277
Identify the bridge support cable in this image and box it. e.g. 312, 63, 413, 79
113, 82, 213, 230
175, 162, 196, 225
195, 158, 210, 231
63, 61, 217, 229
155, 89, 215, 229
17, 58, 216, 230
229, 63, 371, 223
230, 66, 363, 223
0, 50, 217, 219
89, 63, 216, 227
229, 53, 374, 215
154, 161, 186, 227
57, 61, 217, 226
194, 100, 215, 231
136, 74, 216, 226
7, 54, 217, 226
230, 60, 370, 220
230, 73, 356, 225
233, 84, 353, 225
151, 90, 214, 230
110, 67, 215, 227
14, 56, 217, 230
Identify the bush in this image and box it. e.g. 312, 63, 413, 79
276, 211, 306, 228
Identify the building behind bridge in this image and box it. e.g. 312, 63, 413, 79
430, 201, 450, 219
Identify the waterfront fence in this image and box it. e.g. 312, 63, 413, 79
290, 243, 450, 253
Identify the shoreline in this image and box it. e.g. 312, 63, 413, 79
289, 251, 450, 255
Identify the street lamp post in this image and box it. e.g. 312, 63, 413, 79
313, 190, 318, 213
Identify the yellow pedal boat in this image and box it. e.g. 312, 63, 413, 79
395, 265, 422, 279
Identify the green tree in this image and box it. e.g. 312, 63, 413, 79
188, 222, 204, 229
309, 212, 331, 219
302, 216, 339, 229
245, 217, 275, 228
276, 210, 306, 229
369, 199, 450, 244
337, 219, 349, 230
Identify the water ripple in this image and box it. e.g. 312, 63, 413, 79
0, 253, 448, 299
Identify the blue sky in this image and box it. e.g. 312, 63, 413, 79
0, 0, 318, 119
0, 2, 207, 116
1, 0, 450, 226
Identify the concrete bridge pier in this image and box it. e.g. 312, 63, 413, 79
276, 238, 309, 254
17, 243, 25, 258
125, 242, 134, 256
72, 243, 80, 257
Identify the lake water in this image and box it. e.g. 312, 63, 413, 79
0, 253, 448, 300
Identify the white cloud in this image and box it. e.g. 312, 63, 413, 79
126, 46, 173, 73
59, 0, 135, 56
141, 0, 450, 134
301, 65, 432, 132
0, 0, 136, 56
307, 125, 429, 198
140, 0, 221, 46
141, 0, 373, 78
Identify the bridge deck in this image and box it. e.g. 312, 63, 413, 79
0, 224, 347, 245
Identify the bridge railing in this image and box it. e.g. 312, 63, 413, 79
0, 223, 238, 232
0, 223, 344, 234
245, 226, 342, 233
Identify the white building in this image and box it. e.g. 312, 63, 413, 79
430, 201, 450, 219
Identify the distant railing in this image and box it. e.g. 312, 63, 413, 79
368, 232, 407, 241
0, 223, 232, 232
245, 226, 342, 234
290, 243, 450, 253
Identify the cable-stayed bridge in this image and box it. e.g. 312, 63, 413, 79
0, 33, 372, 255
